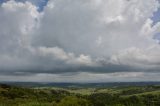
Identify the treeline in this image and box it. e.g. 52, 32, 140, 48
0, 84, 160, 106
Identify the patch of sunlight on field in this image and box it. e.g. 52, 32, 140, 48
68, 88, 96, 95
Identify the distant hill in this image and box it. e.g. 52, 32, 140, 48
1, 81, 160, 88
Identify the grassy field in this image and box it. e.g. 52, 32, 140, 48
1, 84, 160, 106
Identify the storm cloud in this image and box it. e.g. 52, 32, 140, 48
0, 0, 160, 82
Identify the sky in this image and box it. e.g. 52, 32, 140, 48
0, 0, 160, 82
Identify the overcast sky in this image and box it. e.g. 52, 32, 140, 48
0, 0, 160, 82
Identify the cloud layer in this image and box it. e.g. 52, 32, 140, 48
0, 0, 160, 82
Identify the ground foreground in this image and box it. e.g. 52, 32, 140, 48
0, 83, 160, 106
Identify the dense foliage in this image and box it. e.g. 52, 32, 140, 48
0, 84, 160, 106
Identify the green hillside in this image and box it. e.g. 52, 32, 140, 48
0, 84, 160, 106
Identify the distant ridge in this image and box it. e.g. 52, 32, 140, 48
1, 81, 160, 88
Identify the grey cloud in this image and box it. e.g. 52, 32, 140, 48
0, 0, 160, 82
1, 72, 160, 82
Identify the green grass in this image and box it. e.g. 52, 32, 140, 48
122, 90, 160, 97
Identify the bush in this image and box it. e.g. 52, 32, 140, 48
57, 96, 91, 106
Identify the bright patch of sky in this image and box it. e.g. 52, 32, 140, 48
16, 0, 48, 11
0, 0, 7, 4
151, 0, 160, 40
151, 7, 160, 25
153, 32, 160, 41
0, 0, 48, 11
152, 7, 160, 40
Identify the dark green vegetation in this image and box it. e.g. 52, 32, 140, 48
1, 84, 160, 106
